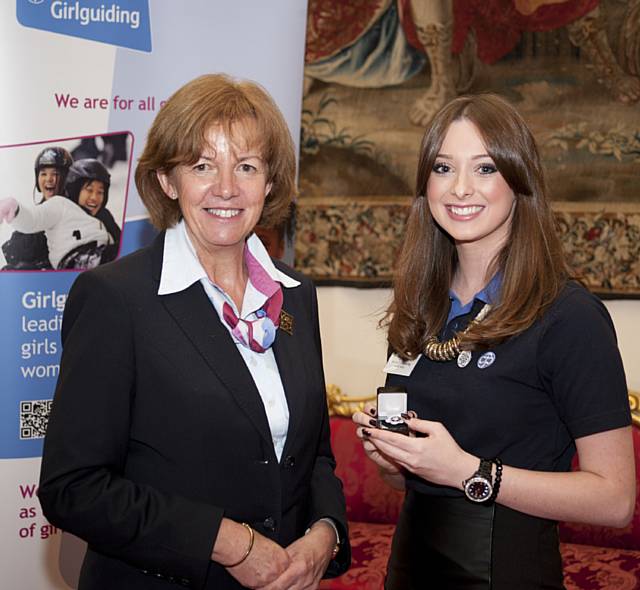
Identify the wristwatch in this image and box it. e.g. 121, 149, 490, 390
462, 458, 493, 503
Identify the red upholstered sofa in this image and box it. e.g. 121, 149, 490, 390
322, 407, 640, 590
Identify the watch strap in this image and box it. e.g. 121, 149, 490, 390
477, 458, 493, 480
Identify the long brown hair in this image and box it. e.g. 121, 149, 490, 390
386, 93, 571, 359
135, 74, 296, 230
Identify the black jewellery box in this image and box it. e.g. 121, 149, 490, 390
376, 385, 409, 435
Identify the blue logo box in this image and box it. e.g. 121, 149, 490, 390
17, 0, 151, 52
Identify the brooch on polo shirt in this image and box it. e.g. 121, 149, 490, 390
477, 352, 496, 369
279, 309, 294, 335
457, 350, 472, 368
457, 350, 497, 369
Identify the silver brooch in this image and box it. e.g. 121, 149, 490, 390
477, 352, 496, 369
457, 350, 472, 368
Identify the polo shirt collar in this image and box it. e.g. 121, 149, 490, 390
448, 272, 502, 322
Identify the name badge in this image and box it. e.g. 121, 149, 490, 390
383, 353, 420, 376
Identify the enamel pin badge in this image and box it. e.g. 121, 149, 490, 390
457, 350, 472, 368
477, 352, 496, 369
279, 309, 294, 335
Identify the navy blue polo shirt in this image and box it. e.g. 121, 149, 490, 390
386, 281, 630, 497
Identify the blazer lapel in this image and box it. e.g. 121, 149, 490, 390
273, 288, 307, 453
151, 234, 273, 447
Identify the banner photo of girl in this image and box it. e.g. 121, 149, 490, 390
0, 132, 131, 271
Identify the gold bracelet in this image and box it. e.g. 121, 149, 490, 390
225, 523, 254, 568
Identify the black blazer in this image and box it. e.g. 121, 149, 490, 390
39, 232, 350, 589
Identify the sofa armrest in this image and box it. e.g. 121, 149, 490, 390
330, 416, 404, 525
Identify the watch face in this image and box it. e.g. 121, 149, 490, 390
464, 477, 492, 502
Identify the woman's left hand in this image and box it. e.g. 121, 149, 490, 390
258, 522, 335, 590
363, 417, 477, 489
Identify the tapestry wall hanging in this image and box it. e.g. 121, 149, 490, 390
295, 0, 640, 296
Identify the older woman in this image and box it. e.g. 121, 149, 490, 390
39, 74, 349, 590
353, 94, 634, 589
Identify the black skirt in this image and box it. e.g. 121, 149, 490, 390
385, 490, 565, 590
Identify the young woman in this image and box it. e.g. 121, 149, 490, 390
353, 93, 634, 589
1, 146, 73, 270
64, 158, 121, 263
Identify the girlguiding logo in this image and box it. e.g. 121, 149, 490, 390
17, 0, 151, 52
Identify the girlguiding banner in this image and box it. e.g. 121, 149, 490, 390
0, 1, 308, 587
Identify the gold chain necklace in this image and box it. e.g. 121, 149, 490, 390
424, 303, 492, 362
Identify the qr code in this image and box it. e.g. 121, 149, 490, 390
20, 399, 53, 440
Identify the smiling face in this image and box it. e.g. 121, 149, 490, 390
427, 118, 516, 256
157, 122, 271, 263
78, 180, 105, 216
37, 167, 61, 200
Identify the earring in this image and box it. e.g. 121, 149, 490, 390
171, 192, 177, 200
